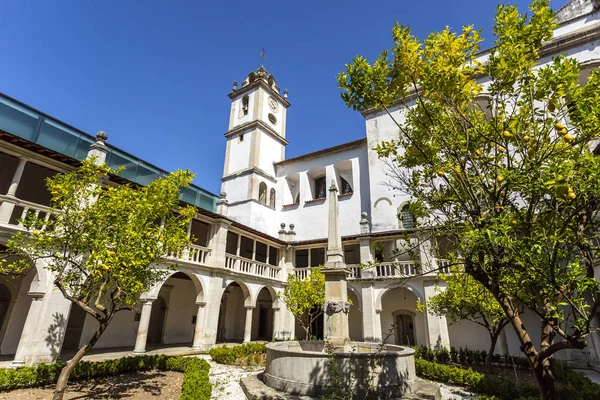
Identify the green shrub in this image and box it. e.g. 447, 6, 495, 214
0, 354, 211, 400
209, 342, 267, 365
415, 359, 520, 400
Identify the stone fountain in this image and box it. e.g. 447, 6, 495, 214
261, 181, 418, 397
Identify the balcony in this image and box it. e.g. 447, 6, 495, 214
167, 244, 211, 266
0, 195, 55, 230
291, 260, 450, 281
225, 254, 281, 281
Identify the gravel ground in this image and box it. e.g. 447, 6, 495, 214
0, 370, 183, 400
198, 355, 262, 400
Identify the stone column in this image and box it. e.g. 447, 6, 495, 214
207, 220, 231, 267
322, 180, 351, 349
12, 291, 44, 366
361, 284, 379, 341
86, 131, 109, 165
272, 306, 281, 341
133, 300, 154, 354
216, 192, 229, 216
192, 302, 207, 350
0, 157, 27, 224
243, 306, 254, 343
374, 309, 383, 342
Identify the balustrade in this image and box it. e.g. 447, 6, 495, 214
224, 254, 281, 280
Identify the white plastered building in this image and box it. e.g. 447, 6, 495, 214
0, 0, 599, 369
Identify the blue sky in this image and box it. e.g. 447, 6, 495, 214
0, 0, 568, 194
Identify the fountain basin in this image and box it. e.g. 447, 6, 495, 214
264, 340, 416, 397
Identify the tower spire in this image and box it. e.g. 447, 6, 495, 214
260, 48, 266, 67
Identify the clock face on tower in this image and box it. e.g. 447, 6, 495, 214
268, 97, 279, 112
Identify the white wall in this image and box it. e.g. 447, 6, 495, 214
163, 279, 197, 344
275, 144, 370, 241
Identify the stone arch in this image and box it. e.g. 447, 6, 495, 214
252, 284, 279, 308
269, 188, 276, 208
146, 269, 205, 303
374, 197, 392, 208
375, 283, 424, 310
347, 283, 362, 311
222, 278, 252, 307
217, 280, 252, 342
258, 182, 268, 205
398, 201, 415, 229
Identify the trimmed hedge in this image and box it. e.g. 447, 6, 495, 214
0, 354, 211, 400
209, 343, 266, 365
415, 352, 600, 400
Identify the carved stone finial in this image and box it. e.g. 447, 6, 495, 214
329, 179, 338, 192
284, 89, 288, 99
220, 192, 227, 199
280, 223, 286, 230
96, 131, 108, 141
232, 81, 238, 91
361, 212, 368, 221
289, 223, 295, 231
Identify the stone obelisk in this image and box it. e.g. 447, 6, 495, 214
322, 180, 351, 350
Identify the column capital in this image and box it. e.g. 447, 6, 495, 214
244, 305, 256, 310
27, 290, 45, 299
196, 301, 207, 307
375, 308, 382, 314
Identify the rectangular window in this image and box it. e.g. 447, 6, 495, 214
310, 247, 325, 267
240, 236, 254, 259
225, 232, 238, 255
314, 176, 326, 199
268, 246, 278, 266
190, 220, 210, 247
295, 249, 308, 268
255, 241, 268, 263
344, 244, 360, 264
0, 152, 19, 194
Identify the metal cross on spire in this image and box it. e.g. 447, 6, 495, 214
260, 48, 266, 67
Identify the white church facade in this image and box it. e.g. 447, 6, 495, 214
1, 0, 600, 369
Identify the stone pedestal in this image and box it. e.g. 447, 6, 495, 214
322, 267, 351, 350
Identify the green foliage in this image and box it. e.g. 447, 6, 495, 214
0, 355, 211, 400
416, 359, 521, 399
338, 0, 600, 392
281, 267, 325, 340
209, 343, 266, 365
3, 158, 196, 312
422, 267, 508, 359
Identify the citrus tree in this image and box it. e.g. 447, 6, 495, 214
1, 158, 196, 400
420, 267, 509, 373
337, 1, 600, 398
282, 267, 325, 340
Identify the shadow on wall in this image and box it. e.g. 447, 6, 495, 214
46, 312, 67, 360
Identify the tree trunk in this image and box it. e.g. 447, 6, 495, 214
487, 333, 498, 375
534, 357, 557, 400
53, 316, 112, 400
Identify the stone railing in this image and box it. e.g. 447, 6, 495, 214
0, 195, 54, 230
168, 244, 211, 266
292, 264, 362, 280
374, 261, 419, 278
225, 254, 281, 280
438, 259, 452, 273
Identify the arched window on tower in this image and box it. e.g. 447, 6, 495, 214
400, 204, 416, 229
269, 188, 276, 208
240, 95, 249, 117
259, 182, 268, 205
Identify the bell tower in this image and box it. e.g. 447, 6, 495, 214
221, 66, 290, 234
